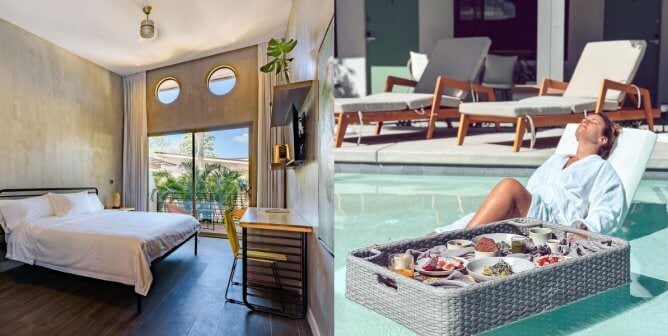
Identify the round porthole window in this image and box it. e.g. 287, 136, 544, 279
156, 78, 180, 104
207, 66, 237, 96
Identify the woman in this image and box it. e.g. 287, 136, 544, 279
435, 113, 625, 235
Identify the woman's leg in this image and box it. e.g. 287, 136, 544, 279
466, 178, 532, 228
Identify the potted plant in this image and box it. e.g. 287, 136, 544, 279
260, 38, 298, 84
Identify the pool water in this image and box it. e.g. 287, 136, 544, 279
334, 173, 668, 336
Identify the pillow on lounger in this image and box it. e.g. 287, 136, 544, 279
0, 195, 55, 232
48, 191, 94, 217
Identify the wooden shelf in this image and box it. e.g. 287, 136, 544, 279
270, 80, 315, 126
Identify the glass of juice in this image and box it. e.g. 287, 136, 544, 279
511, 236, 527, 253
388, 253, 414, 277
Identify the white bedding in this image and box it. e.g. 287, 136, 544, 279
5, 210, 199, 296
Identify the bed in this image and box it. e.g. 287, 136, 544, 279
0, 187, 199, 313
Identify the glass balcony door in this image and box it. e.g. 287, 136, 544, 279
148, 127, 250, 232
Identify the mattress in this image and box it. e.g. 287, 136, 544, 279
5, 210, 199, 295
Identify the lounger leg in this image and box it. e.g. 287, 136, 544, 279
335, 114, 348, 148
136, 293, 142, 314
194, 233, 198, 256
513, 117, 527, 152
642, 92, 655, 131
446, 120, 453, 128
456, 114, 470, 146
426, 109, 438, 139
374, 122, 383, 135
495, 122, 500, 132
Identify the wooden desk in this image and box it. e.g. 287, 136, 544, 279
239, 207, 313, 319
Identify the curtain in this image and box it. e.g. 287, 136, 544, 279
257, 43, 286, 208
122, 72, 148, 211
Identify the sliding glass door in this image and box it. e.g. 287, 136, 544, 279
148, 127, 250, 231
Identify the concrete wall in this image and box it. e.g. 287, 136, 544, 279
0, 18, 123, 206
285, 0, 334, 335
419, 0, 454, 53
565, 0, 605, 81
335, 0, 367, 97
146, 46, 259, 205
659, 0, 668, 104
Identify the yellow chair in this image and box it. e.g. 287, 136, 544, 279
224, 209, 287, 305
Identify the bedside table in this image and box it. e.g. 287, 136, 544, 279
111, 207, 135, 211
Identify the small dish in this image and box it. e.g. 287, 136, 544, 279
466, 257, 535, 282
534, 255, 566, 267
446, 239, 473, 249
474, 249, 497, 259
415, 257, 468, 276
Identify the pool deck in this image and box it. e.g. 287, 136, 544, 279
334, 122, 668, 177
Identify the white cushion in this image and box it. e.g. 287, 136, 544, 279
88, 193, 105, 211
409, 51, 429, 81
0, 195, 55, 232
48, 192, 94, 217
459, 96, 619, 118
563, 40, 646, 102
335, 97, 406, 113
334, 93, 461, 113
555, 123, 657, 222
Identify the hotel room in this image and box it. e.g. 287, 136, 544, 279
0, 1, 333, 335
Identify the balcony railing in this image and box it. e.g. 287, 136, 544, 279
155, 191, 248, 230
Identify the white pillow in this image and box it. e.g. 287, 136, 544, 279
0, 195, 55, 232
88, 193, 105, 211
409, 51, 429, 81
48, 192, 93, 217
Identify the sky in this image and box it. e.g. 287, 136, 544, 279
150, 127, 249, 159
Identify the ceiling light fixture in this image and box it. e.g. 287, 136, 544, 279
140, 6, 154, 39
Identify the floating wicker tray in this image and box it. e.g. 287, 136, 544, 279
345, 218, 630, 336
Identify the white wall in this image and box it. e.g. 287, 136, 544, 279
537, 0, 566, 82
418, 0, 454, 53
285, 0, 334, 335
334, 0, 366, 97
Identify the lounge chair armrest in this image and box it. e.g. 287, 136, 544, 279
538, 78, 569, 96
470, 83, 496, 102
385, 76, 418, 92
596, 79, 652, 112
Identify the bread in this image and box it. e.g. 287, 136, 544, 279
475, 237, 499, 252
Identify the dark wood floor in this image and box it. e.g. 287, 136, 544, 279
0, 237, 312, 336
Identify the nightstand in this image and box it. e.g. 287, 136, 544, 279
111, 207, 135, 211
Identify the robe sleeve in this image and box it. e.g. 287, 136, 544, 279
570, 163, 626, 234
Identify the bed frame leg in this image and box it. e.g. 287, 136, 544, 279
136, 294, 142, 314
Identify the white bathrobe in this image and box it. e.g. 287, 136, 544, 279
435, 154, 626, 234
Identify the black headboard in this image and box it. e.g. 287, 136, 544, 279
0, 187, 98, 200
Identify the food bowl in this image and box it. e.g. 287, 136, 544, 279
415, 257, 468, 276
474, 249, 497, 259
466, 257, 535, 282
472, 233, 525, 245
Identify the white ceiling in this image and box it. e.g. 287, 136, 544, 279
0, 0, 293, 75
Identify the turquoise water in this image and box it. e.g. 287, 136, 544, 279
335, 173, 668, 336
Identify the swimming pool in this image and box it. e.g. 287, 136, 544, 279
335, 173, 668, 336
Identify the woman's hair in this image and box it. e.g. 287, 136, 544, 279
596, 113, 621, 159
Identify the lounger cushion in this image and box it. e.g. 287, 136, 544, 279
414, 37, 491, 99
334, 93, 461, 113
334, 97, 406, 113
459, 96, 619, 118
555, 123, 657, 222
563, 40, 646, 102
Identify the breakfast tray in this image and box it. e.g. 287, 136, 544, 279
345, 218, 630, 336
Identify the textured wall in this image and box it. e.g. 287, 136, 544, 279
146, 45, 259, 135
0, 18, 123, 205
284, 0, 335, 335
146, 46, 258, 205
